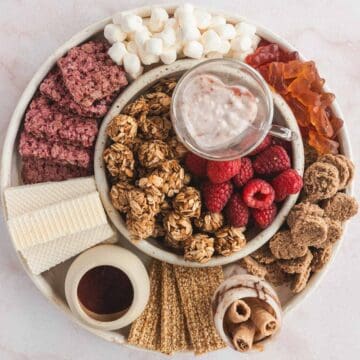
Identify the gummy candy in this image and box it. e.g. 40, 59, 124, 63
250, 46, 343, 154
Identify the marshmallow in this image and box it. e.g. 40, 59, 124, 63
181, 26, 201, 42
134, 27, 151, 47
112, 12, 125, 25
251, 34, 261, 49
235, 22, 257, 36
231, 35, 252, 52
104, 24, 126, 44
149, 7, 169, 32
174, 3, 194, 18
183, 40, 204, 59
128, 65, 144, 80
231, 49, 253, 61
119, 14, 143, 33
123, 53, 141, 75
160, 47, 177, 64
139, 47, 160, 65
108, 42, 127, 65
155, 27, 176, 48
177, 11, 197, 29
201, 30, 222, 54
194, 9, 212, 30
213, 24, 236, 40
210, 15, 226, 28
144, 38, 163, 56
126, 41, 138, 54
219, 40, 231, 55
206, 51, 224, 59
164, 17, 178, 29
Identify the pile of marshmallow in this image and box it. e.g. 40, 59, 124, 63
105, 4, 260, 79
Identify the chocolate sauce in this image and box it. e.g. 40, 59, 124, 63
77, 266, 134, 315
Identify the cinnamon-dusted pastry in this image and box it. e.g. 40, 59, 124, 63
322, 192, 358, 222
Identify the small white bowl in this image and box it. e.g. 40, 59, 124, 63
64, 245, 149, 331
94, 59, 304, 268
212, 274, 282, 351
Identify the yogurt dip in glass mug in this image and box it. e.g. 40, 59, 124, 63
171, 59, 295, 160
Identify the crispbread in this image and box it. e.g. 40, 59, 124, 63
174, 266, 225, 355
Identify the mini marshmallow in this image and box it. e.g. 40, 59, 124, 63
194, 9, 212, 30
251, 34, 261, 49
181, 26, 201, 42
123, 53, 141, 75
119, 14, 143, 33
139, 47, 160, 65
219, 40, 231, 55
210, 15, 226, 28
155, 27, 176, 48
235, 22, 257, 36
144, 38, 163, 56
126, 41, 138, 54
174, 3, 194, 18
231, 35, 252, 52
112, 12, 125, 25
164, 18, 178, 29
183, 40, 204, 59
177, 12, 197, 29
134, 27, 151, 47
104, 24, 127, 44
108, 42, 127, 65
160, 47, 177, 64
128, 65, 144, 80
231, 49, 253, 61
149, 7, 169, 32
201, 30, 222, 54
213, 24, 236, 40
206, 51, 224, 59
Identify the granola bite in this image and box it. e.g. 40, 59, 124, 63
126, 213, 155, 241
168, 136, 188, 160
265, 262, 291, 286
303, 162, 339, 202
290, 267, 311, 293
239, 256, 267, 279
145, 92, 171, 115
250, 245, 276, 265
290, 216, 328, 247
152, 221, 166, 238
163, 211, 193, 242
173, 187, 201, 218
310, 245, 332, 272
318, 154, 350, 190
184, 233, 214, 263
106, 114, 138, 144
278, 250, 313, 274
138, 140, 171, 169
156, 160, 186, 197
103, 143, 135, 180
123, 96, 149, 117
214, 226, 246, 256
110, 181, 135, 213
287, 202, 324, 228
127, 188, 162, 218
138, 174, 164, 199
322, 192, 358, 222
139, 115, 172, 140
269, 230, 308, 259
194, 212, 224, 233
164, 234, 185, 251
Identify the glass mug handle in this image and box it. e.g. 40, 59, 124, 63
269, 124, 297, 142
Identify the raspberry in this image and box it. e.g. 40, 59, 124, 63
233, 157, 254, 188
185, 152, 207, 177
207, 159, 241, 184
225, 193, 249, 227
271, 169, 303, 202
202, 181, 233, 212
253, 145, 291, 175
242, 179, 275, 209
252, 203, 277, 229
248, 135, 272, 156
272, 137, 292, 157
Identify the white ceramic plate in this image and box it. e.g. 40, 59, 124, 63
0, 5, 353, 350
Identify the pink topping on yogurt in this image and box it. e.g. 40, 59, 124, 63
180, 74, 258, 149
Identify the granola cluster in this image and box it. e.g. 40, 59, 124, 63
104, 78, 247, 263
244, 155, 357, 293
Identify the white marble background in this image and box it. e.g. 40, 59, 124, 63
0, 0, 359, 359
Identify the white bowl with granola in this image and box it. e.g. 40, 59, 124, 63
95, 59, 304, 267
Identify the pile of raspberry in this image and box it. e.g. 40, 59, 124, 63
185, 135, 303, 230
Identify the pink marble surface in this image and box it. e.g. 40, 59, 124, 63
0, 0, 359, 359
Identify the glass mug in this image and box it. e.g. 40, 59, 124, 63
171, 59, 296, 161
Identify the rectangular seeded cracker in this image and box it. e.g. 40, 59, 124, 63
174, 266, 226, 355
160, 262, 191, 354
128, 260, 162, 351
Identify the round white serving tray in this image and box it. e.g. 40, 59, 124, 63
0, 5, 353, 351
